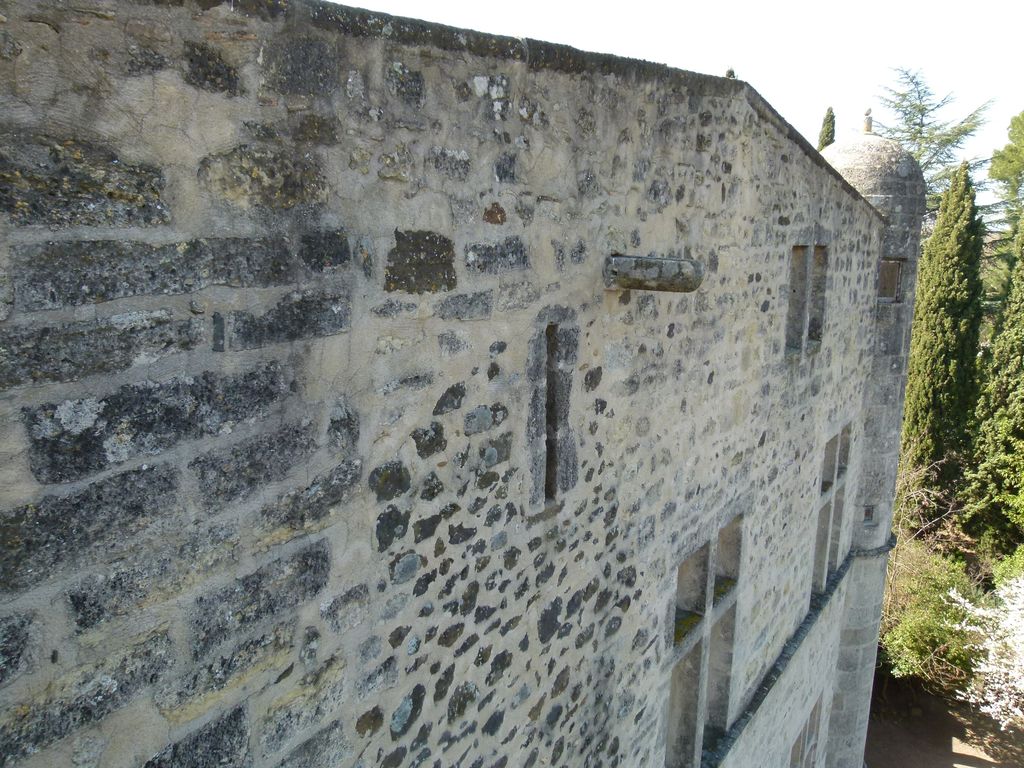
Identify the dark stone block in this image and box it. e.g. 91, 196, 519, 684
432, 382, 466, 415
0, 311, 203, 390
428, 147, 471, 181
144, 706, 251, 768
189, 423, 316, 509
320, 584, 370, 633
183, 41, 242, 95
200, 145, 327, 209
368, 461, 411, 502
275, 719, 348, 768
385, 231, 457, 294
0, 631, 172, 762
68, 522, 237, 630
537, 598, 562, 643
373, 299, 418, 318
479, 433, 512, 468
265, 38, 341, 96
127, 46, 169, 75
300, 231, 350, 272
435, 291, 492, 321
356, 707, 383, 736
419, 471, 444, 500
386, 62, 425, 107
390, 684, 425, 739
192, 540, 330, 658
494, 153, 517, 183
0, 465, 179, 592
465, 237, 529, 274
0, 613, 32, 687
14, 237, 293, 311
327, 398, 360, 456
260, 654, 346, 755
292, 114, 340, 145
411, 422, 447, 459
447, 682, 478, 723
24, 362, 290, 483
0, 136, 169, 227
376, 505, 410, 551
258, 460, 362, 539
230, 291, 350, 350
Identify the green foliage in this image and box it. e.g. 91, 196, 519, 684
882, 538, 981, 691
901, 163, 984, 501
990, 111, 1024, 213
993, 546, 1024, 586
877, 68, 989, 210
963, 228, 1024, 554
817, 107, 835, 152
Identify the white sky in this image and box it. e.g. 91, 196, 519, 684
342, 0, 1021, 202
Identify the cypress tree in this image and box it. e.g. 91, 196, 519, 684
818, 107, 835, 151
963, 226, 1024, 553
900, 162, 984, 503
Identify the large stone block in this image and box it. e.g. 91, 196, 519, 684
385, 231, 457, 294
23, 362, 291, 483
143, 705, 251, 768
257, 460, 363, 548
1, 465, 180, 592
230, 291, 351, 350
191, 540, 331, 658
200, 145, 327, 210
260, 654, 346, 756
0, 613, 32, 687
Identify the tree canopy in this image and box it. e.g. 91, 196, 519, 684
817, 107, 835, 152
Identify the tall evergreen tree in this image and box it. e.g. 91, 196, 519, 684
963, 226, 1024, 554
901, 162, 984, 503
817, 107, 835, 152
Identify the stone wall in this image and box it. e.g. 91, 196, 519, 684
0, 2, 910, 768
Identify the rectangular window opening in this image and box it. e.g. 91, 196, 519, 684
820, 434, 839, 494
674, 543, 710, 645
785, 246, 809, 352
703, 605, 737, 750
665, 640, 703, 768
837, 424, 852, 479
828, 486, 846, 573
807, 246, 827, 344
713, 516, 743, 604
863, 505, 876, 525
878, 259, 902, 301
544, 323, 559, 504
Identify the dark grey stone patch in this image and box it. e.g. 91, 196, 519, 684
192, 540, 330, 658
577, 169, 599, 197
432, 382, 466, 415
258, 461, 362, 540
320, 584, 370, 633
183, 41, 242, 95
435, 291, 492, 321
230, 291, 350, 350
0, 135, 169, 227
300, 230, 350, 272
0, 613, 32, 687
368, 461, 411, 502
372, 299, 418, 318
497, 281, 539, 312
144, 706, 251, 768
127, 45, 169, 75
189, 423, 316, 509
438, 331, 470, 356
419, 471, 444, 500
390, 684, 426, 740
24, 362, 290, 484
428, 147, 471, 181
479, 433, 512, 468
584, 366, 603, 391
447, 682, 478, 723
67, 522, 237, 630
389, 551, 421, 584
14, 237, 293, 312
411, 422, 446, 459
275, 719, 348, 768
379, 374, 433, 395
356, 707, 383, 736
465, 236, 529, 274
292, 114, 340, 144
265, 38, 341, 96
386, 62, 425, 107
385, 231, 457, 294
494, 153, 517, 183
327, 398, 359, 456
375, 505, 410, 552
537, 597, 562, 643
464, 404, 508, 436
157, 622, 294, 716
0, 311, 203, 390
260, 654, 346, 756
0, 465, 180, 593
0, 631, 172, 762
200, 145, 327, 210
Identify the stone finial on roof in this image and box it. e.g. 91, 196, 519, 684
864, 108, 873, 134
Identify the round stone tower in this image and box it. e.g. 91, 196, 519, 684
820, 120, 925, 768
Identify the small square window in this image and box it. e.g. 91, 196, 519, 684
878, 260, 902, 301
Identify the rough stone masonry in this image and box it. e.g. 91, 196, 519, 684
0, 2, 924, 768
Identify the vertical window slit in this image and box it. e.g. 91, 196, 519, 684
544, 323, 559, 503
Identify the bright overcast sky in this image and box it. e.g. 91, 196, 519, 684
342, 0, 1020, 199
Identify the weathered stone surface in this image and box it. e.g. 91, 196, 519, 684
320, 584, 370, 633
1, 465, 180, 592
428, 147, 470, 181
435, 291, 492, 321
300, 230, 351, 272
603, 253, 705, 293
200, 145, 327, 209
192, 540, 330, 658
257, 461, 362, 546
465, 236, 529, 273
411, 422, 446, 458
0, 136, 168, 227
274, 719, 347, 768
368, 461, 411, 502
189, 423, 316, 509
230, 291, 350, 350
67, 522, 238, 630
23, 362, 290, 483
260, 654, 346, 755
0, 614, 32, 687
385, 231, 457, 294
327, 398, 360, 455
265, 38, 341, 96
292, 114, 341, 144
14, 237, 293, 311
0, 631, 172, 761
386, 62, 425, 107
143, 705, 251, 768
183, 41, 242, 95
0, 311, 203, 389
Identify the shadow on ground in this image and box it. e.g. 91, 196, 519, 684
866, 672, 1023, 768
